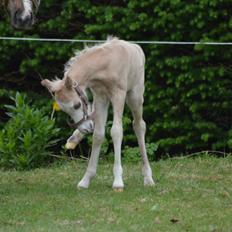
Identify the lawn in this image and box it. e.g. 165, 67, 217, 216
0, 155, 232, 232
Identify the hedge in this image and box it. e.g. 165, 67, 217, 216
0, 0, 231, 156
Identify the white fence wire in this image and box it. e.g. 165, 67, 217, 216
0, 36, 232, 45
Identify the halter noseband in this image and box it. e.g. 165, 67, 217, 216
67, 82, 95, 130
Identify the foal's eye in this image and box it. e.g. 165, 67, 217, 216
73, 102, 81, 110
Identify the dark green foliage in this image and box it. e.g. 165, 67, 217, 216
0, 0, 231, 156
0, 93, 60, 169
122, 143, 158, 163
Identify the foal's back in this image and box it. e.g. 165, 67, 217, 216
98, 38, 145, 92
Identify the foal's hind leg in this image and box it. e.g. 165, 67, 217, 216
126, 88, 155, 186
111, 89, 126, 191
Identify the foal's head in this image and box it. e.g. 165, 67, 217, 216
41, 77, 94, 134
7, 0, 40, 29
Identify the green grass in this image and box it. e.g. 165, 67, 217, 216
0, 155, 232, 232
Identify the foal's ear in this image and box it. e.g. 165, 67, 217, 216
65, 76, 73, 90
41, 79, 51, 90
41, 79, 63, 92
41, 79, 54, 92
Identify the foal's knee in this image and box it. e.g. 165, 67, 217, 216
93, 130, 105, 145
111, 124, 123, 141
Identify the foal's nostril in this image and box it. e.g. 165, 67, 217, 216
89, 122, 94, 132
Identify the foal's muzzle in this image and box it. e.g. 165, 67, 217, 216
67, 118, 94, 134
79, 120, 94, 134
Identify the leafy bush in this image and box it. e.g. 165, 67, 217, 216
0, 93, 60, 169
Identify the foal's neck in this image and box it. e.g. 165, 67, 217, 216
69, 51, 106, 88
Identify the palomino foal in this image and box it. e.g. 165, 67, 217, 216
42, 37, 155, 191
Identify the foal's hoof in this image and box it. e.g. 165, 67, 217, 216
113, 187, 124, 192
77, 181, 89, 189
144, 177, 155, 186
77, 186, 86, 191
65, 142, 77, 150
77, 186, 88, 191
77, 184, 88, 190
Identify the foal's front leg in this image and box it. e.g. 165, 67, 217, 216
65, 129, 84, 150
77, 97, 109, 188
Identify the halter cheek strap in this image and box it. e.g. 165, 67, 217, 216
67, 82, 95, 130
73, 82, 89, 119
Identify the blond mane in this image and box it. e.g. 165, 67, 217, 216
64, 36, 118, 75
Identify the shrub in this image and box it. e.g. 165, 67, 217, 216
0, 93, 60, 169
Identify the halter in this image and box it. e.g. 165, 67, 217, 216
67, 82, 95, 129
73, 82, 89, 120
